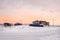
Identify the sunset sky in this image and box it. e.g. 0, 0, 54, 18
0, 0, 60, 25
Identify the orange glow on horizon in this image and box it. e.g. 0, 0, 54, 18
0, 16, 60, 25
0, 16, 53, 24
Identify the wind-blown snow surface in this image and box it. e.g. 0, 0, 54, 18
0, 25, 60, 40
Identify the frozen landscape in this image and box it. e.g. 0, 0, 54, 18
0, 25, 60, 40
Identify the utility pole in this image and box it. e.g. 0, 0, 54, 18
52, 18, 54, 27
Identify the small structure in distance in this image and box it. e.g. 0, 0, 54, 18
29, 20, 49, 27
3, 23, 12, 27
14, 23, 22, 26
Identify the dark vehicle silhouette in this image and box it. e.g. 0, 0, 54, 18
29, 24, 43, 27
4, 23, 12, 27
14, 23, 22, 26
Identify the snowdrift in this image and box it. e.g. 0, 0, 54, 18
0, 25, 60, 40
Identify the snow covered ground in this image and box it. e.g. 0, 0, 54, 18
0, 25, 60, 40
